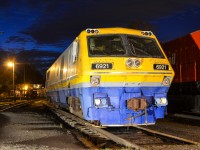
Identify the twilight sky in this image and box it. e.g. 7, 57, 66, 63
0, 0, 200, 75
0, 0, 200, 51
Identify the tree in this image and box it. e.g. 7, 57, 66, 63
0, 66, 13, 96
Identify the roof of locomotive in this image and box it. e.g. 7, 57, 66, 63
78, 27, 156, 38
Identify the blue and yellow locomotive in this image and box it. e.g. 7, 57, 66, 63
45, 28, 174, 126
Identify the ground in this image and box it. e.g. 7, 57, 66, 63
0, 101, 87, 150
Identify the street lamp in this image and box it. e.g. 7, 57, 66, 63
8, 61, 15, 102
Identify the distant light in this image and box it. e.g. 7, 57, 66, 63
63, 68, 67, 72
8, 62, 14, 67
24, 85, 28, 90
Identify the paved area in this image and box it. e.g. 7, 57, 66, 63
0, 101, 87, 150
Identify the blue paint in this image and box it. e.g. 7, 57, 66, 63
47, 86, 169, 126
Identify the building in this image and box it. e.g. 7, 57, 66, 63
16, 84, 46, 99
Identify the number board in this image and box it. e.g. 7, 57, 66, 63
91, 63, 113, 69
153, 64, 169, 70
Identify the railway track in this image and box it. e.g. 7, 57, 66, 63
43, 101, 143, 149
107, 126, 200, 149
132, 125, 200, 145
0, 100, 34, 112
43, 101, 200, 150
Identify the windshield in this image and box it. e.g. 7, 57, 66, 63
88, 35, 126, 56
127, 35, 164, 58
88, 34, 164, 58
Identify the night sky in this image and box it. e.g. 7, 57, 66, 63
0, 0, 200, 75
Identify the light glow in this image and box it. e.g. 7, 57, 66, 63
94, 98, 101, 106
8, 62, 14, 67
155, 97, 168, 106
24, 85, 28, 90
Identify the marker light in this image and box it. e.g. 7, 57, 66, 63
141, 31, 153, 36
95, 29, 99, 33
126, 58, 141, 68
90, 76, 100, 86
86, 29, 100, 34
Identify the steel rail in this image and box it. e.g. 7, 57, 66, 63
44, 102, 146, 150
43, 101, 200, 149
88, 124, 146, 150
132, 125, 200, 146
0, 101, 33, 112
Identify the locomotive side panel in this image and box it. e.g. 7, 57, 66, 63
46, 41, 80, 104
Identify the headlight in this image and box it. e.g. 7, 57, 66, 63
162, 76, 171, 86
134, 59, 141, 68
94, 97, 109, 108
126, 58, 141, 68
94, 98, 101, 106
101, 98, 107, 105
155, 97, 168, 106
90, 76, 100, 86
161, 98, 167, 104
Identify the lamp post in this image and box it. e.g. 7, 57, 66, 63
8, 61, 15, 102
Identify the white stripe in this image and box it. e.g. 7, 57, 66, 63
46, 82, 169, 92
